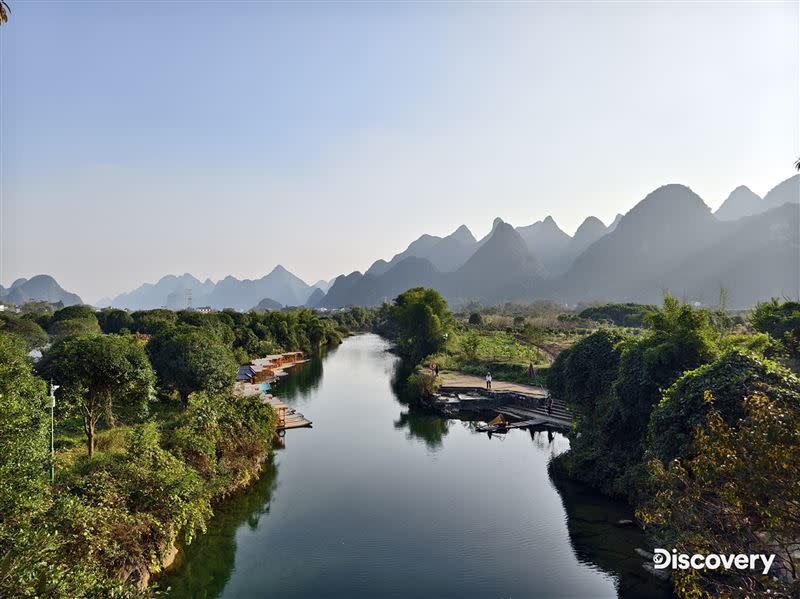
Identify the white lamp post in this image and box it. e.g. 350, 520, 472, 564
49, 381, 59, 483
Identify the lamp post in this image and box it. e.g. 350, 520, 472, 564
49, 381, 59, 484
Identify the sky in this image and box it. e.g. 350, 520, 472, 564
1, 1, 798, 303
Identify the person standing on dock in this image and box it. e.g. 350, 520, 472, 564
485, 372, 492, 390
546, 392, 553, 415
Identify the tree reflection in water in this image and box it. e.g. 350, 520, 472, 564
159, 458, 279, 599
548, 459, 674, 599
394, 408, 451, 449
271, 349, 328, 402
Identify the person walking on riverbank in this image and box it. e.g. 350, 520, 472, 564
546, 393, 553, 415
528, 362, 536, 380
485, 372, 492, 390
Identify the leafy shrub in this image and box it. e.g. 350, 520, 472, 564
578, 303, 655, 327
407, 370, 440, 398
647, 350, 800, 462
547, 328, 627, 415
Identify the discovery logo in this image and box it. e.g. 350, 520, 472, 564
653, 548, 775, 575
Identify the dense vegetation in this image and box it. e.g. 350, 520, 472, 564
578, 302, 655, 327
548, 297, 800, 597
377, 287, 454, 364
391, 299, 594, 386
0, 303, 367, 596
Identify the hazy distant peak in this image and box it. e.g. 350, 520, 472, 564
0, 274, 82, 306
715, 185, 762, 221
763, 174, 800, 210
449, 224, 476, 244
632, 184, 711, 218
574, 216, 606, 237
492, 220, 514, 235
608, 214, 623, 230
269, 264, 289, 275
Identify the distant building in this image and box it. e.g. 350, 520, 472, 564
196, 306, 214, 313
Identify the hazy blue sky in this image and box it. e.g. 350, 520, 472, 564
1, 1, 797, 302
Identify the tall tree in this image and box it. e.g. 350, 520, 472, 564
37, 335, 155, 455
0, 315, 48, 350
388, 287, 453, 363
146, 326, 236, 400
0, 334, 48, 520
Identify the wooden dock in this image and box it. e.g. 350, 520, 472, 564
432, 372, 573, 433
264, 396, 312, 430
233, 352, 313, 431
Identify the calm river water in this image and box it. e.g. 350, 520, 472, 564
162, 334, 672, 599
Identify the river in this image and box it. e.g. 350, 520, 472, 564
162, 334, 672, 598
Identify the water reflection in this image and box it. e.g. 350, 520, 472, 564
271, 351, 326, 402
549, 461, 674, 599
160, 458, 279, 598
393, 408, 451, 449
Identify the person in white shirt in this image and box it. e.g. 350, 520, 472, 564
485, 372, 492, 390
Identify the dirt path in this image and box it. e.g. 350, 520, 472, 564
438, 370, 549, 399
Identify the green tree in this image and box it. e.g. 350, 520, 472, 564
48, 317, 102, 338
578, 303, 655, 327
639, 393, 800, 598
0, 314, 48, 349
553, 297, 718, 497
37, 335, 156, 455
647, 350, 800, 463
750, 299, 800, 366
459, 330, 480, 361
130, 308, 177, 336
50, 305, 96, 325
547, 328, 627, 416
388, 288, 453, 363
0, 334, 48, 520
146, 326, 236, 400
97, 308, 135, 334
468, 312, 483, 326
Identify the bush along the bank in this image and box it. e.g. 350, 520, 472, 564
0, 380, 276, 595
0, 304, 316, 596
551, 297, 719, 498
550, 297, 800, 597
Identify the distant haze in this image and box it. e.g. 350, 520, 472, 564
1, 1, 797, 303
